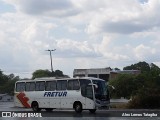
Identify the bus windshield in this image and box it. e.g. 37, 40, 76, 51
92, 80, 108, 100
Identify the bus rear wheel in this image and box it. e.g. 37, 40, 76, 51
32, 102, 41, 112
74, 103, 82, 113
89, 109, 96, 113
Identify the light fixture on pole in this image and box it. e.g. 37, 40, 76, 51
45, 49, 56, 73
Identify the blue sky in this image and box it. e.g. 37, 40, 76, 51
0, 0, 15, 13
0, 0, 160, 78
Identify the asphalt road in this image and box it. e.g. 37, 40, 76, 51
0, 102, 160, 119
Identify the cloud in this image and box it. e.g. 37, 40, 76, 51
94, 36, 130, 60
0, 12, 57, 73
68, 27, 80, 33
134, 44, 158, 61
3, 0, 80, 17
4, 0, 160, 35
1, 0, 160, 78
55, 38, 98, 57
101, 21, 151, 34
85, 0, 160, 35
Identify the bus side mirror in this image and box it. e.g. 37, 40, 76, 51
109, 85, 115, 90
88, 83, 98, 89
93, 84, 98, 89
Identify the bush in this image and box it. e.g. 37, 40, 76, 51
127, 88, 160, 109
110, 103, 128, 109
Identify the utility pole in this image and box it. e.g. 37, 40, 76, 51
45, 49, 56, 73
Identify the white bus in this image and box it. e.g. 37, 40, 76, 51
14, 77, 110, 113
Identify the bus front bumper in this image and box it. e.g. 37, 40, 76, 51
95, 100, 110, 109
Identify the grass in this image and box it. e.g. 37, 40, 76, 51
110, 103, 128, 109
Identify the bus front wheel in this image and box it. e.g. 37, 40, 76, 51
32, 102, 41, 112
74, 103, 82, 113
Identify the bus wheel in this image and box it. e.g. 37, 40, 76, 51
89, 109, 96, 113
45, 108, 53, 112
32, 102, 41, 112
74, 103, 82, 113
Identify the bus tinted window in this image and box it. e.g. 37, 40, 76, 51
16, 82, 25, 92
57, 80, 67, 90
68, 80, 80, 90
36, 81, 45, 91
26, 82, 35, 91
46, 81, 56, 91
79, 79, 91, 97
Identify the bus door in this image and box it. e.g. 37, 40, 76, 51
80, 79, 95, 109
85, 84, 95, 109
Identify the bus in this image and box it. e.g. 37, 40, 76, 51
14, 77, 110, 113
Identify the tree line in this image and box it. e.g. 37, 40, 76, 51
0, 61, 160, 108
0, 69, 66, 95
109, 61, 160, 108
0, 71, 20, 95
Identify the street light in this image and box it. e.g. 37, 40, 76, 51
45, 49, 56, 73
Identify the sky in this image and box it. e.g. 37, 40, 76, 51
0, 0, 160, 78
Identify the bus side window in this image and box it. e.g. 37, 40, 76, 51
57, 80, 67, 90
16, 82, 25, 92
36, 81, 45, 91
68, 80, 80, 90
26, 82, 35, 91
46, 81, 56, 91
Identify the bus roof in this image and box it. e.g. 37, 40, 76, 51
16, 77, 105, 83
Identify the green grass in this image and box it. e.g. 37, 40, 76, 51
110, 103, 128, 109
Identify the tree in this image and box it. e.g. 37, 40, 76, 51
123, 61, 150, 73
110, 61, 160, 100
0, 70, 9, 85
1, 79, 18, 95
54, 70, 63, 77
109, 74, 136, 99
150, 63, 160, 76
113, 68, 120, 71
32, 69, 52, 79
124, 62, 160, 108
32, 69, 67, 79
0, 69, 20, 94
128, 80, 160, 109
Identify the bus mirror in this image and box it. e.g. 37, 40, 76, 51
112, 86, 115, 90
94, 84, 98, 89
88, 83, 98, 89
109, 85, 115, 90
